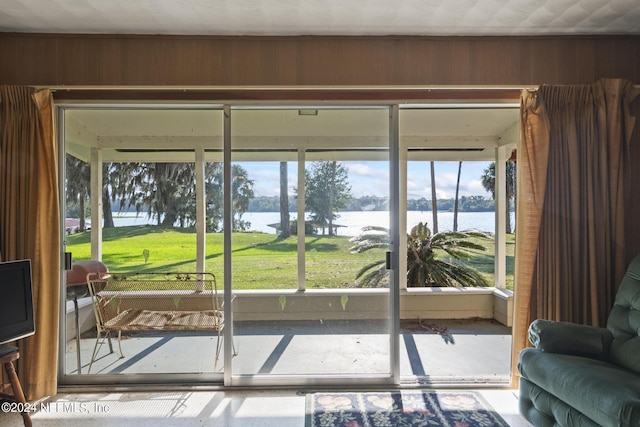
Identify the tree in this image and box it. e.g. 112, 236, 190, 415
107, 162, 143, 217
65, 157, 129, 229
230, 164, 255, 231
202, 162, 224, 232
66, 159, 255, 231
430, 161, 439, 233
279, 161, 290, 238
102, 163, 114, 228
65, 154, 90, 231
349, 223, 489, 288
481, 162, 516, 233
108, 162, 254, 231
130, 162, 196, 227
453, 161, 462, 231
302, 161, 352, 236
194, 162, 255, 231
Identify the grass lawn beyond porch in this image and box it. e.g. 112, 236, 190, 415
66, 225, 514, 290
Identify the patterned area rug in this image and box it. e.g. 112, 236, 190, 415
306, 390, 509, 427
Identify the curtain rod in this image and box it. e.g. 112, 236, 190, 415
42, 85, 534, 92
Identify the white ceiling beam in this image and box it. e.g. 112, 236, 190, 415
401, 135, 499, 148
100, 148, 494, 163
95, 135, 392, 149
96, 135, 221, 149
95, 134, 499, 150
406, 149, 495, 162
97, 149, 387, 163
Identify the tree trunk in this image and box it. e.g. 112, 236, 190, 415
279, 161, 290, 238
505, 162, 512, 234
162, 213, 177, 227
506, 197, 512, 233
430, 161, 438, 233
102, 187, 115, 228
328, 161, 336, 236
512, 164, 517, 233
453, 161, 462, 232
79, 196, 86, 231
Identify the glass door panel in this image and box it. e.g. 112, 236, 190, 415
230, 108, 392, 383
62, 107, 225, 379
398, 108, 516, 385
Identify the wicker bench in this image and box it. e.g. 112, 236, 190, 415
86, 272, 228, 373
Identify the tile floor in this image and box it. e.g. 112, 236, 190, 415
1, 388, 531, 426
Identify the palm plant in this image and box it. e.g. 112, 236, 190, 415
349, 222, 490, 288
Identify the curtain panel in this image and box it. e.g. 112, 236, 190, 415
511, 79, 639, 385
0, 86, 60, 400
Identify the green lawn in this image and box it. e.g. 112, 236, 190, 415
465, 234, 516, 290
67, 225, 514, 290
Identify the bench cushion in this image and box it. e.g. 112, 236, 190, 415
104, 309, 223, 331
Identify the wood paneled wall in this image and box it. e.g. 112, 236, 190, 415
1, 32, 639, 264
0, 34, 638, 90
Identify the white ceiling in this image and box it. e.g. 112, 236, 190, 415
2, 0, 640, 36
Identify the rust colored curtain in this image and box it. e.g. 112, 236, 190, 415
511, 79, 639, 385
0, 86, 60, 400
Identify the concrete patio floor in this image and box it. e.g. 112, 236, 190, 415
65, 319, 512, 385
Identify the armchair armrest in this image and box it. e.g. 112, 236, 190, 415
529, 319, 613, 361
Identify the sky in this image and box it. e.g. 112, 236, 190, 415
237, 160, 493, 200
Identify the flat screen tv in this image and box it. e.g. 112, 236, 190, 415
0, 259, 35, 345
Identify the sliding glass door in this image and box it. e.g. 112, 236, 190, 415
397, 107, 517, 385
59, 101, 518, 388
228, 107, 398, 385
60, 106, 227, 381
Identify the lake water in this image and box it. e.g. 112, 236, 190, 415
114, 211, 513, 236
242, 211, 510, 236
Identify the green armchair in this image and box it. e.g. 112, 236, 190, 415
518, 254, 640, 427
